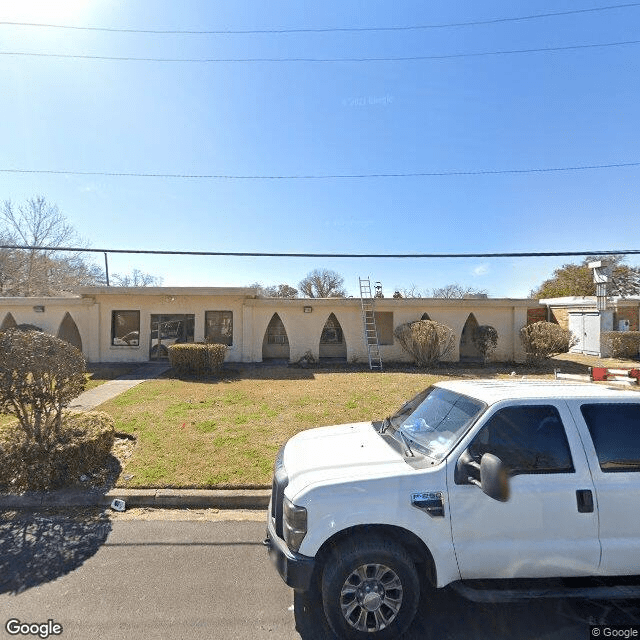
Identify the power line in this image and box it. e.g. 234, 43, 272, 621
2, 39, 638, 63
2, 245, 639, 259
1, 3, 638, 34
1, 162, 639, 180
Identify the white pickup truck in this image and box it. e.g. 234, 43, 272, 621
264, 379, 640, 639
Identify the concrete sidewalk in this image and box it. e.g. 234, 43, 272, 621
69, 362, 171, 410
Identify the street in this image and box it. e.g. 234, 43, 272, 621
1, 509, 637, 639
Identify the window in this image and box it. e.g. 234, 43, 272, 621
581, 403, 640, 472
375, 312, 394, 345
320, 314, 343, 344
469, 405, 574, 475
205, 311, 233, 346
112, 310, 140, 346
266, 314, 288, 344
396, 387, 485, 460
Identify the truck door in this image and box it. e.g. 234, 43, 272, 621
447, 401, 601, 579
572, 401, 640, 575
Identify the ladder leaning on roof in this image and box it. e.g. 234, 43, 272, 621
359, 277, 383, 371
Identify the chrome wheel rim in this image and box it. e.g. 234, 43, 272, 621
339, 563, 403, 632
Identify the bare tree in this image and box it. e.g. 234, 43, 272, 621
431, 283, 488, 299
393, 285, 425, 299
0, 196, 103, 296
112, 269, 163, 287
298, 269, 347, 298
249, 282, 298, 298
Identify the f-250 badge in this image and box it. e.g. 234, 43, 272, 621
411, 492, 445, 517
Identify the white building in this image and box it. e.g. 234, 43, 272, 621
0, 286, 550, 364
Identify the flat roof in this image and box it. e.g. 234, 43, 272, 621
77, 286, 259, 296
436, 379, 640, 404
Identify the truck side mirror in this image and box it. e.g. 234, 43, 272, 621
454, 449, 475, 485
480, 453, 510, 502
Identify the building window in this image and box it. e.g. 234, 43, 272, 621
375, 312, 394, 345
112, 310, 140, 346
321, 313, 343, 344
266, 314, 289, 344
205, 311, 233, 345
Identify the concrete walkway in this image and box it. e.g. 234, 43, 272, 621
69, 362, 171, 410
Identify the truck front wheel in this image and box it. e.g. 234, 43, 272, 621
321, 535, 420, 639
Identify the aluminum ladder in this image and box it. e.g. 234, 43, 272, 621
359, 278, 383, 370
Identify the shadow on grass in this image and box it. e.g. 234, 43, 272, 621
163, 363, 317, 383
0, 508, 111, 595
153, 354, 637, 386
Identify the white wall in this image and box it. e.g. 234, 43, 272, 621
0, 289, 539, 364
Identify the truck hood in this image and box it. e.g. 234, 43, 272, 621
283, 421, 409, 498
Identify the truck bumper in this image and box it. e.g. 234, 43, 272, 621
264, 515, 315, 592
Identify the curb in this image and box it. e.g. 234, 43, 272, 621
0, 488, 271, 511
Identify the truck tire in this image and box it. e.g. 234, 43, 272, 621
321, 535, 420, 639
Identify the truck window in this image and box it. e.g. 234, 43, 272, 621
468, 405, 574, 475
580, 403, 640, 472
396, 388, 485, 460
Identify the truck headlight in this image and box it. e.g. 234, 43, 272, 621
283, 496, 307, 552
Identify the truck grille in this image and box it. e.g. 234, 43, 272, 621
271, 445, 288, 539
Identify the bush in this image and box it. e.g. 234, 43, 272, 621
602, 331, 640, 359
473, 325, 499, 362
169, 343, 227, 376
0, 329, 86, 445
394, 320, 455, 367
520, 321, 577, 363
15, 323, 43, 332
0, 411, 115, 491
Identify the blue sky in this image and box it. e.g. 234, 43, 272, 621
1, 1, 638, 297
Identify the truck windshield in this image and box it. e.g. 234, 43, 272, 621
392, 387, 485, 460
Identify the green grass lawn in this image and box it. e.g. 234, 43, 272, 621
95, 352, 638, 488
99, 367, 445, 488
2, 353, 638, 489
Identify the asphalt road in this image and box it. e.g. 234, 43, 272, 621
1, 510, 638, 640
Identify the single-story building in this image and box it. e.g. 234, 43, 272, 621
540, 296, 640, 357
0, 286, 562, 364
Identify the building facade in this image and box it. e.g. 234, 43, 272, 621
539, 296, 640, 357
0, 287, 546, 364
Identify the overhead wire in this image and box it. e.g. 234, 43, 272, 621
1, 245, 639, 259
1, 3, 638, 34
1, 162, 639, 180
1, 39, 639, 63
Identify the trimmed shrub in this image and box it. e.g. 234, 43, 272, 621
0, 411, 115, 491
0, 329, 86, 445
169, 342, 227, 376
394, 320, 455, 367
473, 325, 499, 362
15, 323, 43, 332
602, 331, 640, 359
520, 321, 577, 363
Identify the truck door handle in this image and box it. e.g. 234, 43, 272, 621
576, 489, 594, 513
